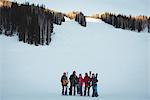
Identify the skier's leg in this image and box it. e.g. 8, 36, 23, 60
64, 86, 67, 95
62, 86, 64, 95
84, 86, 86, 96
80, 86, 83, 96
92, 86, 95, 97
70, 85, 72, 95
84, 86, 87, 96
78, 85, 80, 94
74, 85, 76, 96
69, 84, 72, 95
93, 85, 97, 97
77, 85, 79, 94
94, 85, 96, 97
65, 86, 68, 95
88, 86, 90, 96
78, 85, 80, 95
79, 86, 81, 96
95, 85, 98, 97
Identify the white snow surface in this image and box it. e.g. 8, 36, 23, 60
0, 19, 150, 100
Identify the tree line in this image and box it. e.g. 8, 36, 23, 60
100, 12, 150, 33
0, 1, 55, 46
0, 1, 87, 46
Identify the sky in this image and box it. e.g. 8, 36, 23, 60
9, 0, 150, 16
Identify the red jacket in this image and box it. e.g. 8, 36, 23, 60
78, 77, 84, 86
84, 75, 89, 87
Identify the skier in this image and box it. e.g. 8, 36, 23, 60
91, 73, 99, 97
69, 71, 78, 96
78, 74, 84, 96
83, 73, 89, 96
61, 72, 69, 95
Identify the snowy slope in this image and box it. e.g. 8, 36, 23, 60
10, 0, 149, 16
0, 19, 149, 100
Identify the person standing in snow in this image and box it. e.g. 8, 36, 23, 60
83, 73, 89, 96
91, 73, 99, 97
61, 72, 69, 95
69, 71, 78, 96
78, 74, 84, 96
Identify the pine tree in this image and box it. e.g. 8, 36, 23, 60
0, 1, 54, 45
148, 17, 150, 33
75, 12, 87, 27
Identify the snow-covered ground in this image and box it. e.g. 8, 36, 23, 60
0, 19, 150, 100
1, 95, 149, 100
1, 0, 150, 100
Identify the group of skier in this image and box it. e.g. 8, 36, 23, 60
60, 71, 99, 97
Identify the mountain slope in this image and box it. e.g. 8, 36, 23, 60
0, 19, 149, 99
